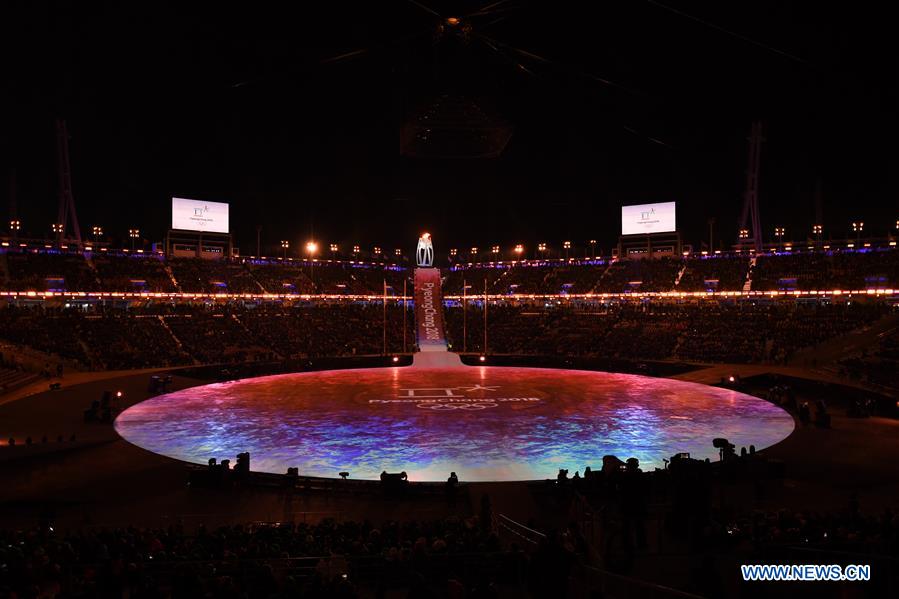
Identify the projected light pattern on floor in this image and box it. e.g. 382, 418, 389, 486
115, 367, 794, 482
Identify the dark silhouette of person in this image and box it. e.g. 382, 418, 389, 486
445, 471, 459, 507
621, 458, 647, 551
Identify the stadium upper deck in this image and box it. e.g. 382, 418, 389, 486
0, 243, 896, 299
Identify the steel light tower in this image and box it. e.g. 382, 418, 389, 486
738, 121, 764, 251
56, 119, 83, 249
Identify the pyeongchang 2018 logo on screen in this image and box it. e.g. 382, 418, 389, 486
172, 197, 230, 234
621, 201, 676, 235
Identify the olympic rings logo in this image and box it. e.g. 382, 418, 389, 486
416, 402, 498, 410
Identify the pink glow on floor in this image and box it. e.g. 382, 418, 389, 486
115, 367, 794, 481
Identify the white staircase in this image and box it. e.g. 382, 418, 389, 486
164, 264, 180, 291
742, 256, 757, 293
591, 260, 617, 293
158, 315, 197, 364
673, 263, 687, 288
83, 252, 102, 288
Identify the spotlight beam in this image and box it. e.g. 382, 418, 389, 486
475, 0, 515, 13
478, 33, 646, 98
231, 27, 432, 89
477, 34, 536, 77
466, 5, 520, 19
476, 33, 672, 149
646, 0, 809, 65
404, 0, 441, 18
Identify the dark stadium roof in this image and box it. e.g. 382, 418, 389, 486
2, 1, 897, 252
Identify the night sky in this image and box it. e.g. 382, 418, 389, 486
3, 1, 897, 256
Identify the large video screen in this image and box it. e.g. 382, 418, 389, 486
172, 198, 229, 234
621, 202, 676, 235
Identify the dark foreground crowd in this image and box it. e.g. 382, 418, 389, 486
0, 514, 592, 598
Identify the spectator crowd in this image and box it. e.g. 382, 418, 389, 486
0, 303, 407, 370
445, 299, 892, 364
1, 247, 897, 296
0, 298, 891, 372
0, 250, 410, 296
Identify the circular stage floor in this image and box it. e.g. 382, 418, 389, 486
115, 366, 794, 482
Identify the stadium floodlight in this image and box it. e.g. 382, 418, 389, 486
851, 221, 864, 243
774, 227, 786, 251
128, 228, 140, 250
563, 240, 571, 260
589, 239, 597, 258
304, 241, 318, 281
281, 240, 290, 259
